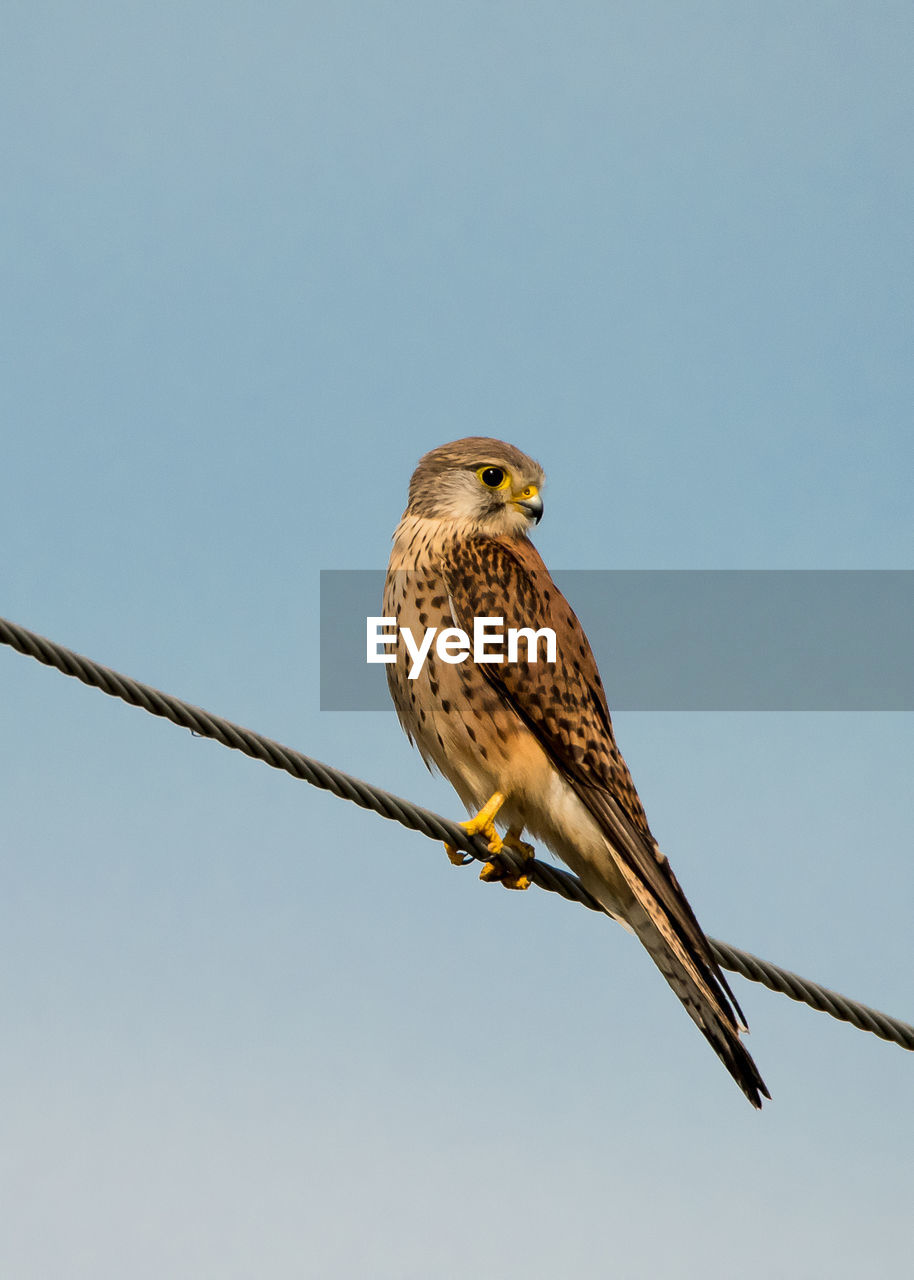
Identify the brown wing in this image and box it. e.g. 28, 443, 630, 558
443, 535, 769, 1107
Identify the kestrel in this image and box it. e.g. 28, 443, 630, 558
383, 437, 769, 1108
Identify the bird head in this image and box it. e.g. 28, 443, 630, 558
405, 437, 545, 537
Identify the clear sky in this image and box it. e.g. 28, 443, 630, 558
2, 4, 912, 1277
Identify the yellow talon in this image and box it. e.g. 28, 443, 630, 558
462, 791, 507, 847
477, 825, 535, 891
503, 831, 535, 859
443, 792, 505, 865
442, 791, 506, 867
443, 795, 534, 891
478, 860, 531, 891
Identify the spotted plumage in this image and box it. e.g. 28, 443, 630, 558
383, 436, 769, 1108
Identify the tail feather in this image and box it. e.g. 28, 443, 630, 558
626, 900, 770, 1108
576, 788, 771, 1107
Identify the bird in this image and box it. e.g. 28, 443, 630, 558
383, 437, 769, 1108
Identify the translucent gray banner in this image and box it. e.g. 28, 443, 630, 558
320, 570, 914, 711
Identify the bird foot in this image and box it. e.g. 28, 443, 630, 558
443, 792, 507, 868
503, 832, 535, 859
479, 831, 535, 891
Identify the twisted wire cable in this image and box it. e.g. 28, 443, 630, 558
2, 614, 912, 1053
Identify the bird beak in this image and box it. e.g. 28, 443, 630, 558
513, 489, 544, 524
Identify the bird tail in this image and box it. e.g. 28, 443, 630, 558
623, 898, 771, 1109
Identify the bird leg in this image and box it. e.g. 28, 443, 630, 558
444, 791, 506, 867
479, 826, 535, 892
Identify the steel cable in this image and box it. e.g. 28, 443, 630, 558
2, 613, 911, 1053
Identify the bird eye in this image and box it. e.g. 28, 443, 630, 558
478, 466, 507, 489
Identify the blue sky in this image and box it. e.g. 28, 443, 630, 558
2, 4, 912, 1276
